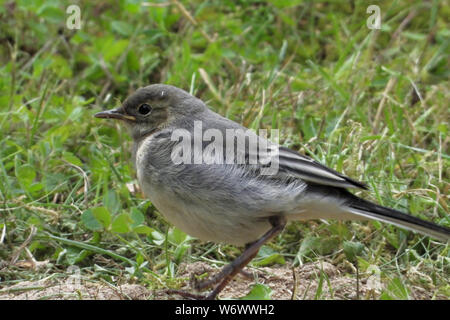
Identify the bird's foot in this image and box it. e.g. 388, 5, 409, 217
188, 266, 217, 290
165, 289, 210, 300
191, 267, 257, 290
239, 268, 256, 280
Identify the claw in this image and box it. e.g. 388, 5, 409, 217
189, 268, 213, 290
165, 289, 209, 300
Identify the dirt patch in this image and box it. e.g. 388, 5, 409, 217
0, 279, 151, 300
0, 261, 444, 300
157, 261, 369, 300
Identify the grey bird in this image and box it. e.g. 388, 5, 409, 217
95, 84, 450, 299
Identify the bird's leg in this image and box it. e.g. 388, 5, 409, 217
188, 261, 255, 290
167, 216, 286, 300
238, 268, 256, 280
191, 242, 258, 291
203, 216, 286, 300
192, 240, 271, 289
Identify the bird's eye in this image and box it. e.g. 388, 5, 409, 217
138, 103, 152, 115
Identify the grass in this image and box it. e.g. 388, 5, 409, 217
0, 0, 449, 299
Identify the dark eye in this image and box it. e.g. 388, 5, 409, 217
138, 103, 152, 115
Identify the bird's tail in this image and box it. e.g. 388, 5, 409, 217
343, 193, 450, 241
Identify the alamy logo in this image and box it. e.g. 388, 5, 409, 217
367, 5, 381, 30
170, 121, 280, 175
66, 5, 81, 30
366, 265, 382, 292
66, 265, 81, 290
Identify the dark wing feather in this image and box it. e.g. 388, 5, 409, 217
199, 112, 367, 190
277, 146, 368, 189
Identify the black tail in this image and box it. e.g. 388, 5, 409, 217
306, 184, 450, 241
345, 193, 450, 241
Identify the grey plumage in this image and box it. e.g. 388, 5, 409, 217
96, 84, 450, 245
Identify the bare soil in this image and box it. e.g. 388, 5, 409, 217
0, 261, 443, 300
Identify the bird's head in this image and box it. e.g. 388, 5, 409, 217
94, 84, 205, 140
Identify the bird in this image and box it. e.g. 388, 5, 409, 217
94, 84, 450, 299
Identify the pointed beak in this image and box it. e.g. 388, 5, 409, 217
94, 107, 136, 121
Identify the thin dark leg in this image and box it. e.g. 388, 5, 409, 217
167, 216, 286, 300
238, 268, 256, 280
192, 242, 255, 290
192, 245, 258, 291
187, 259, 256, 291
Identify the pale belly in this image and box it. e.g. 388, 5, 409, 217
134, 137, 272, 246
138, 177, 272, 246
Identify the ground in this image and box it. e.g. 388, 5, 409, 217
1, 261, 445, 300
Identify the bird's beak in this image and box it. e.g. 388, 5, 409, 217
94, 107, 136, 121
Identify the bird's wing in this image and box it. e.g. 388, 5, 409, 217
200, 112, 367, 190
275, 146, 368, 189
